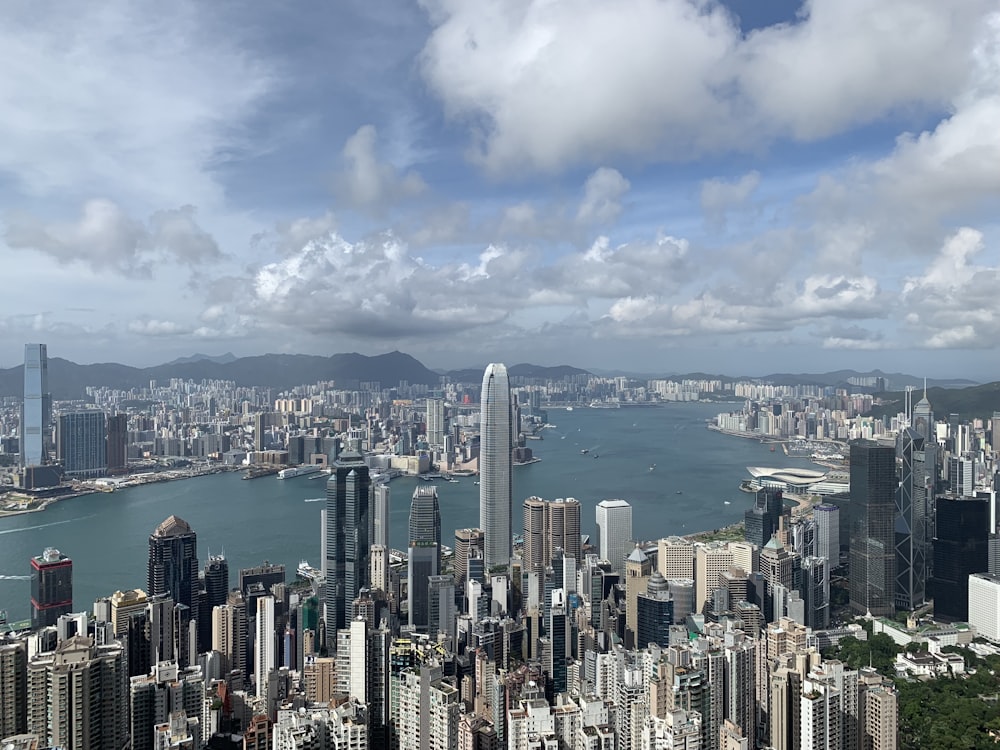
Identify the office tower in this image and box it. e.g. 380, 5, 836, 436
410, 486, 442, 559
106, 412, 128, 474
56, 410, 108, 478
895, 426, 937, 612
694, 542, 734, 616
813, 504, 840, 567
325, 450, 372, 636
255, 596, 276, 699
636, 571, 674, 648
30, 546, 72, 629
929, 495, 989, 621
745, 488, 784, 548
848, 441, 897, 616
596, 498, 633, 575
479, 363, 513, 570
761, 538, 795, 622
20, 343, 50, 467
370, 544, 389, 592
148, 515, 199, 611
130, 661, 205, 750
0, 641, 27, 738
213, 598, 247, 687
658, 536, 694, 580
522, 496, 582, 574
428, 575, 456, 640
200, 554, 228, 655
549, 592, 569, 695
799, 556, 829, 629
454, 528, 485, 590
427, 397, 446, 449
374, 483, 391, 548
624, 545, 653, 647
27, 636, 127, 749
968, 573, 1000, 641
408, 542, 440, 631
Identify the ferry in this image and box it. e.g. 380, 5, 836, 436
277, 465, 324, 480
580, 449, 589, 454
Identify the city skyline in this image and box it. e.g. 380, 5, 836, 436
0, 4, 998, 379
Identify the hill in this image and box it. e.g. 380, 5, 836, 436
871, 381, 1000, 422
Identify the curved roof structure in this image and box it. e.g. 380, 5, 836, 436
746, 466, 827, 488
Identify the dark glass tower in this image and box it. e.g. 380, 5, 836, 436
199, 554, 229, 654
849, 441, 897, 616
30, 547, 72, 629
929, 495, 989, 621
408, 486, 442, 631
106, 413, 128, 474
324, 451, 371, 637
744, 488, 784, 548
147, 516, 199, 610
20, 343, 50, 468
409, 486, 442, 564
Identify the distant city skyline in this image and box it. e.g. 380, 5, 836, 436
0, 4, 997, 380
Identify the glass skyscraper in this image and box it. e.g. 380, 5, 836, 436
849, 441, 897, 616
21, 343, 50, 467
479, 363, 512, 570
325, 450, 371, 636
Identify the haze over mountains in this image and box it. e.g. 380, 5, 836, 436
0, 351, 982, 402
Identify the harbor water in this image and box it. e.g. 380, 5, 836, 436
0, 402, 817, 623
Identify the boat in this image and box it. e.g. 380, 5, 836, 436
566, 406, 574, 411
649, 464, 656, 472
277, 465, 324, 480
723, 500, 731, 505
675, 490, 683, 495
770, 446, 776, 452
593, 454, 599, 459
581, 449, 589, 454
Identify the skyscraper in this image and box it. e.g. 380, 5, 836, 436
479, 363, 512, 570
20, 343, 50, 468
813, 504, 840, 567
895, 427, 936, 611
849, 441, 897, 617
409, 486, 442, 554
30, 547, 72, 629
57, 410, 108, 478
106, 412, 128, 474
0, 641, 27, 738
148, 516, 199, 611
374, 483, 391, 549
325, 450, 372, 636
523, 496, 582, 573
929, 495, 989, 621
409, 485, 442, 631
426, 397, 446, 449
596, 498, 633, 574
255, 595, 276, 699
744, 488, 784, 548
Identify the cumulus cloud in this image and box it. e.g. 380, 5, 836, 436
128, 319, 190, 336
577, 168, 630, 224
901, 228, 1000, 348
419, 0, 991, 173
5, 200, 223, 277
334, 125, 427, 213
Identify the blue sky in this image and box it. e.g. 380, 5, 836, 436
1, 1, 999, 379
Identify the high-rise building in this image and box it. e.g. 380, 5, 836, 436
106, 412, 128, 474
408, 542, 440, 632
636, 571, 674, 649
479, 363, 513, 571
929, 495, 989, 621
129, 661, 206, 750
200, 553, 229, 654
596, 498, 633, 575
895, 427, 936, 611
148, 515, 199, 611
325, 450, 372, 636
410, 486, 442, 556
745, 488, 784, 548
427, 397, 446, 449
968, 573, 1000, 642
694, 542, 733, 616
27, 636, 128, 749
849, 441, 896, 617
813, 504, 840, 567
374, 483, 391, 549
453, 528, 485, 590
20, 343, 50, 468
30, 546, 73, 629
255, 595, 276, 699
522, 496, 582, 573
0, 641, 27, 738
56, 410, 108, 478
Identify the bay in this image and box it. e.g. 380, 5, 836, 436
0, 402, 816, 623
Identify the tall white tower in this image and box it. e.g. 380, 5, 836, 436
596, 499, 633, 575
255, 595, 275, 699
479, 363, 512, 571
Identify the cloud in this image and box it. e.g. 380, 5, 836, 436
0, 3, 274, 210
128, 319, 191, 336
419, 0, 992, 173
901, 228, 1000, 348
700, 171, 760, 230
334, 125, 427, 213
577, 167, 630, 224
5, 200, 222, 277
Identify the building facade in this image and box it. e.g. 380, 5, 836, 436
848, 442, 896, 617
479, 364, 513, 571
30, 547, 73, 629
596, 499, 633, 575
325, 450, 372, 636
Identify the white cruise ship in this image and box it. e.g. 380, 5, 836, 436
277, 465, 325, 480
